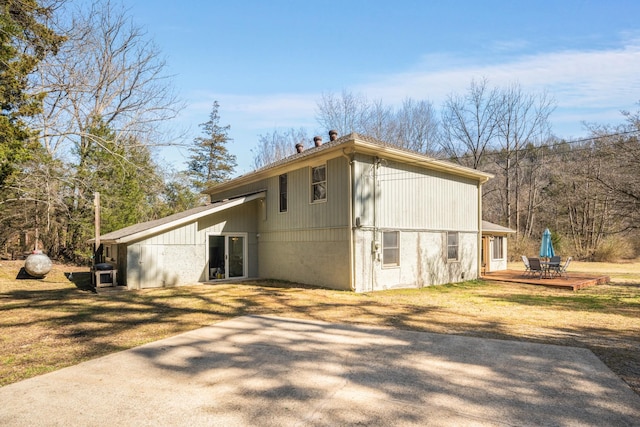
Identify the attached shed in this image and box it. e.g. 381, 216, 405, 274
481, 220, 516, 274
97, 192, 265, 289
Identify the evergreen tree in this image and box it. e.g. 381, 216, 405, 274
188, 101, 237, 192
63, 118, 166, 260
0, 0, 64, 187
161, 173, 204, 213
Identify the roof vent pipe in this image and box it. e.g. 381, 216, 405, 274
295, 143, 304, 153
313, 136, 323, 147
329, 130, 338, 141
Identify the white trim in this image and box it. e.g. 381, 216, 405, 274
206, 232, 249, 280
310, 163, 327, 204
447, 231, 460, 262
204, 135, 492, 197
382, 230, 400, 267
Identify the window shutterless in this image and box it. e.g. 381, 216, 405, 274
311, 165, 326, 202
383, 231, 400, 266
279, 174, 287, 212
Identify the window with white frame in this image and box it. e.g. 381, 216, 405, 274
279, 174, 287, 212
492, 236, 504, 259
311, 165, 326, 202
447, 232, 459, 261
383, 231, 399, 266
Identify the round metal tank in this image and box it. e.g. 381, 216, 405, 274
24, 251, 53, 278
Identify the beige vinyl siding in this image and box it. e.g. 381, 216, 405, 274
198, 202, 259, 238
124, 201, 260, 289
141, 223, 197, 245
260, 156, 350, 232
354, 156, 478, 232
352, 155, 375, 228
255, 156, 351, 290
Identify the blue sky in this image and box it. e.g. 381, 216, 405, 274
126, 0, 640, 174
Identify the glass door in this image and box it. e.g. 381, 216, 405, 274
208, 234, 246, 280
208, 235, 225, 280
228, 236, 245, 278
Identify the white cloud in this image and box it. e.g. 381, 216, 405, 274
181, 92, 318, 130
175, 39, 640, 166
356, 41, 640, 111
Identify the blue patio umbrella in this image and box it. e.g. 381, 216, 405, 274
539, 228, 555, 259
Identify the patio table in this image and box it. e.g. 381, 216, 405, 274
541, 261, 560, 278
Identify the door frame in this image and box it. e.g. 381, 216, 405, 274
206, 232, 248, 280
481, 235, 490, 274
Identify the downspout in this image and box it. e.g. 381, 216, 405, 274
372, 157, 379, 292
478, 181, 483, 279
342, 149, 356, 290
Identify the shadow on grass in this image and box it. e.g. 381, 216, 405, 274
7, 315, 638, 426
1, 277, 639, 399
478, 287, 640, 319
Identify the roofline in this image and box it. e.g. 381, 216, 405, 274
481, 220, 516, 235
96, 191, 266, 244
204, 133, 492, 195
353, 137, 493, 183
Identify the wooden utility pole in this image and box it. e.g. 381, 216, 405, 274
94, 192, 101, 261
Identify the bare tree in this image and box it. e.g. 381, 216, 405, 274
25, 0, 183, 260
496, 84, 555, 233
363, 99, 394, 142
316, 91, 441, 154
392, 98, 440, 155
584, 120, 640, 231
251, 128, 309, 169
440, 78, 502, 169
35, 0, 182, 158
315, 90, 371, 136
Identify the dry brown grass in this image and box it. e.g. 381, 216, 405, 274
1, 259, 639, 397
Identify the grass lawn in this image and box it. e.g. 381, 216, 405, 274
1, 259, 639, 397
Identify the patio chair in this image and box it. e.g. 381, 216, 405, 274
553, 257, 572, 278
527, 257, 544, 279
521, 255, 531, 276
550, 255, 561, 266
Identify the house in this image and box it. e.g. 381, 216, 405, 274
97, 133, 496, 292
481, 220, 516, 274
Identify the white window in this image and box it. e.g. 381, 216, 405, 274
492, 236, 504, 259
447, 232, 459, 261
383, 231, 399, 266
311, 165, 326, 202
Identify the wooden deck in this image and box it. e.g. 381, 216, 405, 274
482, 269, 610, 291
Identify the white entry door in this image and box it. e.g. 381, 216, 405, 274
208, 234, 246, 280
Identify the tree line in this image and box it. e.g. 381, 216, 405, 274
256, 85, 640, 261
0, 0, 233, 262
2, 0, 638, 264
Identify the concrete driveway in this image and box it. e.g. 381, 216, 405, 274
1, 315, 639, 426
